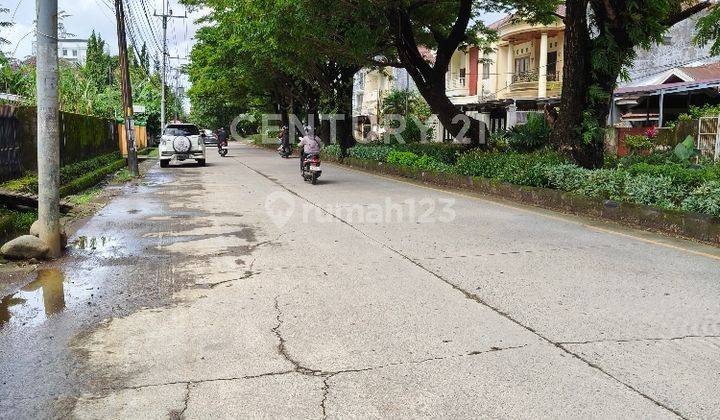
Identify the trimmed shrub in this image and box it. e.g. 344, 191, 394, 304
508, 113, 550, 152
386, 150, 420, 167
394, 143, 465, 165
455, 151, 567, 187
349, 144, 394, 161
322, 144, 341, 158
545, 165, 627, 200
60, 159, 126, 197
623, 175, 686, 209
681, 181, 720, 218
627, 162, 714, 189
1, 152, 123, 194
579, 169, 628, 200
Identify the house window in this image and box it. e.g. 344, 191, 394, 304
459, 68, 466, 86
482, 62, 490, 80
547, 51, 558, 80
72, 49, 78, 57
62, 49, 68, 56
515, 57, 530, 75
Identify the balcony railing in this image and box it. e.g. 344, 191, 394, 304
445, 75, 467, 90
511, 71, 559, 84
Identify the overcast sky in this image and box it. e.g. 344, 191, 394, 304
2, 1, 504, 108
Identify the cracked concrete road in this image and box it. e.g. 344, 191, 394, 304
2, 143, 720, 419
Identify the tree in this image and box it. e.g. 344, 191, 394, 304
505, 0, 716, 167
695, 4, 720, 56
152, 52, 160, 74
375, 0, 498, 144
139, 43, 150, 72
84, 32, 111, 90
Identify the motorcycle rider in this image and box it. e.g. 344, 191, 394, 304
277, 126, 291, 156
217, 127, 228, 150
297, 126, 321, 171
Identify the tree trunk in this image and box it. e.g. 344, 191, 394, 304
551, 0, 597, 166
413, 74, 483, 144
387, 2, 484, 145
335, 66, 358, 157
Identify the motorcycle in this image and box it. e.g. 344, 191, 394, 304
218, 140, 228, 157
278, 143, 292, 158
301, 153, 322, 185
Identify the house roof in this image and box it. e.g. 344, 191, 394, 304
488, 6, 565, 29
614, 78, 720, 96
679, 61, 720, 82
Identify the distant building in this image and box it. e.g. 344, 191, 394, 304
58, 38, 88, 65
352, 66, 420, 139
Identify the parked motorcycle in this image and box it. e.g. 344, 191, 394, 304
218, 140, 228, 157
301, 153, 322, 185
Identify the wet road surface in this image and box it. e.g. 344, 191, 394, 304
1, 143, 719, 418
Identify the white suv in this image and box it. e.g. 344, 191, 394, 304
159, 123, 207, 167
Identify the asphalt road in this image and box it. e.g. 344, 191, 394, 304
1, 142, 719, 419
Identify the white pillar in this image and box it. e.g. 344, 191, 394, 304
506, 103, 517, 129
538, 32, 548, 98
477, 49, 484, 102
506, 44, 514, 87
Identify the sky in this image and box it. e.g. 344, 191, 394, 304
1, 1, 505, 111
2, 0, 202, 110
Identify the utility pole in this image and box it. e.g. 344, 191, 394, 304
154, 5, 186, 130
114, 0, 139, 176
36, 0, 62, 257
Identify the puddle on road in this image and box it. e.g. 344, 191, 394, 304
0, 269, 66, 329
73, 236, 112, 251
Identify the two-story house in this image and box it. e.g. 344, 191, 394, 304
445, 9, 565, 133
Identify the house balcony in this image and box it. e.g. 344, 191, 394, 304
446, 75, 469, 98
508, 70, 562, 99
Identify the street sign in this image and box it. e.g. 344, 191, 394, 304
132, 104, 146, 113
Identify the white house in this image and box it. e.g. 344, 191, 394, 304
58, 38, 88, 65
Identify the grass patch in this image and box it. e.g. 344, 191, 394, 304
59, 159, 126, 197
0, 209, 37, 241
1, 152, 124, 195
112, 168, 134, 183
138, 147, 158, 158
66, 187, 101, 206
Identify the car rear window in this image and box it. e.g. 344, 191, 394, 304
164, 125, 200, 136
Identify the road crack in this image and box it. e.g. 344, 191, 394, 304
558, 334, 720, 345
237, 158, 691, 420
272, 296, 323, 375
205, 270, 257, 288
169, 382, 191, 419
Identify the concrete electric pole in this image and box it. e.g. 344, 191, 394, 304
154, 5, 186, 129
114, 0, 139, 177
35, 0, 62, 257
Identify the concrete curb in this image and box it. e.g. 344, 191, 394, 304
327, 155, 720, 246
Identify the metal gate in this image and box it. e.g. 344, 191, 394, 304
697, 116, 720, 161
0, 106, 22, 182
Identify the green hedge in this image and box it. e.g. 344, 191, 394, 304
59, 159, 126, 197
322, 141, 720, 218
455, 150, 568, 187
349, 144, 394, 161
545, 163, 720, 216
1, 151, 123, 194
0, 209, 36, 242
